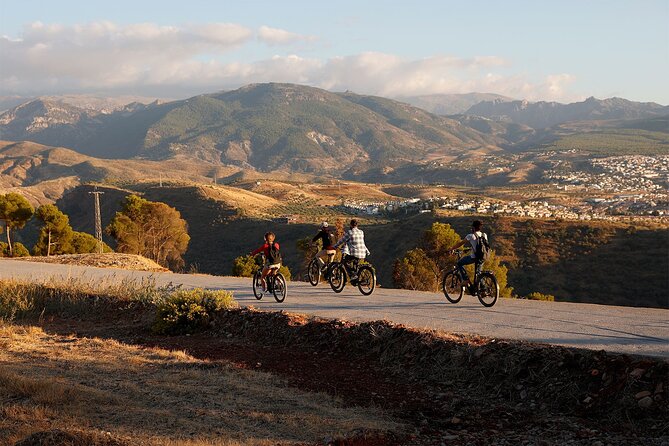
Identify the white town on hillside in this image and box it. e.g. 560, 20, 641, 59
336, 154, 668, 222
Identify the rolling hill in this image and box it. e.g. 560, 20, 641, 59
0, 140, 242, 205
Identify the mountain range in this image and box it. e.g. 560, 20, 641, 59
398, 93, 513, 115
466, 96, 669, 129
0, 84, 667, 181
0, 84, 502, 175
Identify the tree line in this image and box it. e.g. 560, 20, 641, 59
0, 192, 189, 269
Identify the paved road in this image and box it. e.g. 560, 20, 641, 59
1, 259, 668, 358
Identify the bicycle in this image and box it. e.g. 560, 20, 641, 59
306, 249, 336, 286
252, 255, 287, 303
327, 252, 376, 296
442, 249, 499, 307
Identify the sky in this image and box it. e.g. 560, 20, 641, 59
1, 0, 667, 103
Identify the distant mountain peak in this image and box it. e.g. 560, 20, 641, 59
397, 92, 514, 115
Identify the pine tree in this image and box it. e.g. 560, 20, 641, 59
0, 193, 34, 256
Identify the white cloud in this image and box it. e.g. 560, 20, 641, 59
0, 21, 577, 102
257, 25, 315, 45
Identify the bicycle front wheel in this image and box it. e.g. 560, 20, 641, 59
357, 265, 376, 296
442, 270, 464, 303
252, 270, 264, 300
307, 258, 321, 286
273, 274, 287, 303
328, 263, 346, 293
477, 272, 499, 307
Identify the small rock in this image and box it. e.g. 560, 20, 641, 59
451, 416, 462, 424
638, 396, 653, 408
635, 390, 652, 399
583, 396, 593, 404
520, 390, 528, 400
629, 368, 645, 378
442, 435, 458, 440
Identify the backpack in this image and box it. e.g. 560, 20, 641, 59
267, 242, 282, 264
474, 233, 490, 262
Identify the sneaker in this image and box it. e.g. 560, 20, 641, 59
468, 284, 477, 295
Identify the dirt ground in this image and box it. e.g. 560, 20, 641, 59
9, 254, 168, 272
19, 304, 668, 446
0, 323, 399, 446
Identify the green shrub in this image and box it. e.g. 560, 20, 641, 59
393, 248, 439, 291
276, 265, 290, 281
0, 241, 30, 257
10, 242, 30, 257
153, 288, 237, 334
524, 292, 555, 301
232, 255, 257, 277
232, 255, 291, 280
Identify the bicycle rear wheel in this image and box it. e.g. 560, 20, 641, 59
328, 263, 346, 293
252, 270, 264, 300
477, 272, 499, 307
357, 265, 376, 295
307, 258, 321, 286
273, 273, 287, 303
442, 270, 464, 303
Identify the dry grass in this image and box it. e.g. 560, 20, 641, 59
0, 276, 171, 321
0, 323, 400, 446
194, 184, 282, 218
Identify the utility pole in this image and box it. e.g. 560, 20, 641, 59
89, 187, 104, 254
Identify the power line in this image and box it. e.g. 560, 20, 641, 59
88, 187, 105, 254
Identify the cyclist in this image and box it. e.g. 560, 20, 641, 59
312, 222, 336, 272
447, 220, 489, 294
250, 231, 282, 291
333, 219, 370, 285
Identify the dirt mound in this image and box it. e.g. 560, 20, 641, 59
14, 429, 129, 446
13, 253, 168, 272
